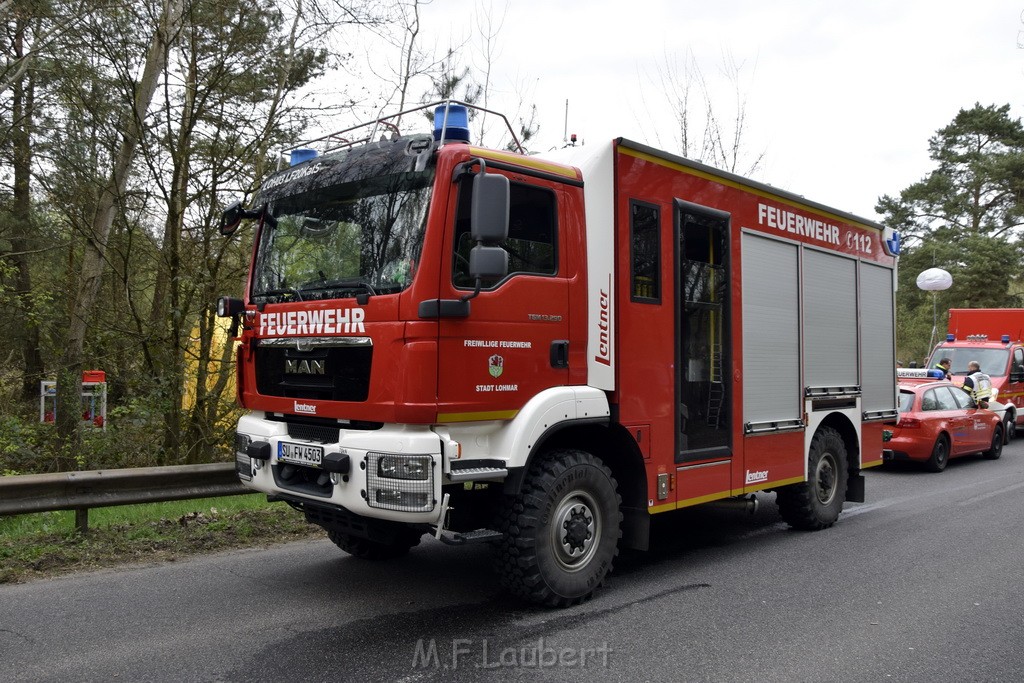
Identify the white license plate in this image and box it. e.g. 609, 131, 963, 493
278, 441, 324, 467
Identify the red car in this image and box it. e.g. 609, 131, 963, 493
885, 371, 1003, 472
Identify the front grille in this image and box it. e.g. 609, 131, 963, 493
255, 343, 372, 402
289, 422, 340, 443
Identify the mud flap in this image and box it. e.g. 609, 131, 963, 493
845, 473, 865, 503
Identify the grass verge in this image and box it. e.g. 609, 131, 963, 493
0, 494, 324, 584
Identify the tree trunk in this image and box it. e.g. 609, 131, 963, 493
9, 17, 45, 400
55, 0, 186, 456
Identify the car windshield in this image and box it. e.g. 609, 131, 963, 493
898, 390, 916, 413
252, 170, 433, 303
932, 346, 1009, 376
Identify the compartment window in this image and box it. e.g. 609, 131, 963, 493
630, 200, 660, 303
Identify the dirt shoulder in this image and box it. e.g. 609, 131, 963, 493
0, 506, 324, 584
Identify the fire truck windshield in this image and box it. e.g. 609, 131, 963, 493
933, 346, 1009, 376
251, 170, 432, 303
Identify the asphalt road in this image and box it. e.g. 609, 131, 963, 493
3, 443, 1024, 683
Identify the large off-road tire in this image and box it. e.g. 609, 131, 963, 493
983, 424, 1004, 460
326, 528, 422, 560
925, 434, 950, 473
495, 449, 622, 607
776, 426, 849, 531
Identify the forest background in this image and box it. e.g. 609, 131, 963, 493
1, 0, 1022, 475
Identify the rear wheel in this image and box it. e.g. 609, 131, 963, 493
925, 434, 950, 472
326, 529, 422, 560
776, 426, 848, 531
495, 449, 622, 607
984, 424, 1004, 460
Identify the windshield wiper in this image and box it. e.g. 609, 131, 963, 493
255, 286, 303, 302
299, 278, 378, 297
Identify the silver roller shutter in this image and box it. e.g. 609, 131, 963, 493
860, 261, 897, 417
741, 232, 801, 430
803, 249, 859, 392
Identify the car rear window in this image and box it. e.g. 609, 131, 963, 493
898, 391, 915, 413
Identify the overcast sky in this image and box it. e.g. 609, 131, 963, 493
411, 0, 1023, 220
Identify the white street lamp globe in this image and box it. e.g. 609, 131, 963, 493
916, 267, 952, 291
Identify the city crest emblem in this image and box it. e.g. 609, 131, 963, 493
488, 354, 504, 379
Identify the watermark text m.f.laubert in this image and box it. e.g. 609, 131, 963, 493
412, 637, 612, 670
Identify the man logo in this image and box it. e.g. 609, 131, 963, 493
285, 359, 325, 375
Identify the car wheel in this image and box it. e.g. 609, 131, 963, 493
494, 449, 622, 607
926, 434, 950, 473
984, 424, 1004, 460
1004, 414, 1016, 443
776, 426, 849, 530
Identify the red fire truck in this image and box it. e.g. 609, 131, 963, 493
926, 308, 1024, 438
217, 101, 900, 606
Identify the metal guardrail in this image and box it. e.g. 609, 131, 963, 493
0, 463, 248, 533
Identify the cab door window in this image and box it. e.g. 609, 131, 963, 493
452, 176, 557, 289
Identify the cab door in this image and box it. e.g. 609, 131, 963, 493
434, 170, 570, 421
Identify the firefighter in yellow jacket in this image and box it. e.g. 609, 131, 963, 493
962, 360, 993, 408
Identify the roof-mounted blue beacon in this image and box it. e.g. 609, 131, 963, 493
433, 103, 471, 143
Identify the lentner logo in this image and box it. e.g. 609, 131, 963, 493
294, 401, 317, 415
745, 469, 769, 484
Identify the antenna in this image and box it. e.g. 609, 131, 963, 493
563, 99, 569, 144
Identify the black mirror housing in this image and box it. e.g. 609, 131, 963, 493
219, 201, 243, 235
469, 245, 509, 279
470, 173, 509, 243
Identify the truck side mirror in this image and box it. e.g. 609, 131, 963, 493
470, 172, 509, 243
219, 201, 263, 236
219, 201, 244, 236
469, 245, 509, 279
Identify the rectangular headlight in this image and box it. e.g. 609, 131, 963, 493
375, 489, 430, 508
377, 454, 432, 481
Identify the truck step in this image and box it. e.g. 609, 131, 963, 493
446, 466, 508, 483
438, 528, 504, 546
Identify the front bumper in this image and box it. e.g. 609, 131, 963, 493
233, 412, 451, 524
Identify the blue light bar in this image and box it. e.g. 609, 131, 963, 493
290, 148, 318, 166
1002, 334, 1011, 343
433, 104, 471, 143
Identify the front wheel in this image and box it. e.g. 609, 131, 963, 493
776, 426, 849, 530
1004, 413, 1016, 443
495, 449, 622, 607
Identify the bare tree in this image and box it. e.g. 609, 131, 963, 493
470, 0, 507, 144
639, 49, 764, 176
